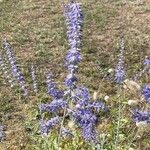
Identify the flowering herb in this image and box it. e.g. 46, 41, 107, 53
31, 64, 38, 93
64, 0, 84, 89
39, 0, 108, 144
0, 53, 15, 87
71, 87, 108, 141
115, 38, 126, 84
3, 40, 28, 96
40, 99, 67, 113
40, 116, 60, 136
46, 73, 63, 99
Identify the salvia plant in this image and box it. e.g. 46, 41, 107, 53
115, 38, 126, 84
0, 0, 149, 149
31, 64, 38, 93
3, 39, 28, 96
0, 53, 15, 87
40, 1, 108, 148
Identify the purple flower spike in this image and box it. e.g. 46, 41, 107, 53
40, 116, 60, 136
0, 54, 15, 87
66, 48, 82, 66
72, 108, 98, 141
40, 99, 67, 113
115, 38, 125, 84
65, 72, 77, 88
3, 40, 28, 96
46, 73, 63, 99
31, 64, 38, 93
82, 124, 97, 141
144, 58, 150, 66
64, 0, 84, 88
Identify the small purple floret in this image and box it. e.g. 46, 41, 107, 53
133, 110, 150, 123
40, 116, 60, 135
142, 85, 150, 102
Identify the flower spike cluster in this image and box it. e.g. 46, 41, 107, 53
40, 1, 108, 143
71, 87, 108, 141
64, 0, 84, 88
40, 74, 66, 133
3, 40, 28, 96
115, 38, 126, 84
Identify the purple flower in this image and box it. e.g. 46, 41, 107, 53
40, 116, 60, 135
46, 73, 63, 99
65, 1, 84, 49
3, 39, 28, 96
144, 58, 150, 66
64, 0, 84, 88
72, 109, 98, 127
0, 125, 6, 141
0, 54, 15, 87
115, 39, 125, 84
142, 85, 150, 102
31, 64, 38, 93
72, 108, 98, 141
40, 99, 67, 113
133, 110, 150, 123
82, 124, 97, 141
66, 48, 82, 66
65, 72, 77, 88
88, 101, 108, 112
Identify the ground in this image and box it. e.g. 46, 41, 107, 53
0, 0, 150, 149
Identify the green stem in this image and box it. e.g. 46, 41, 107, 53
114, 85, 122, 149
57, 105, 68, 149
